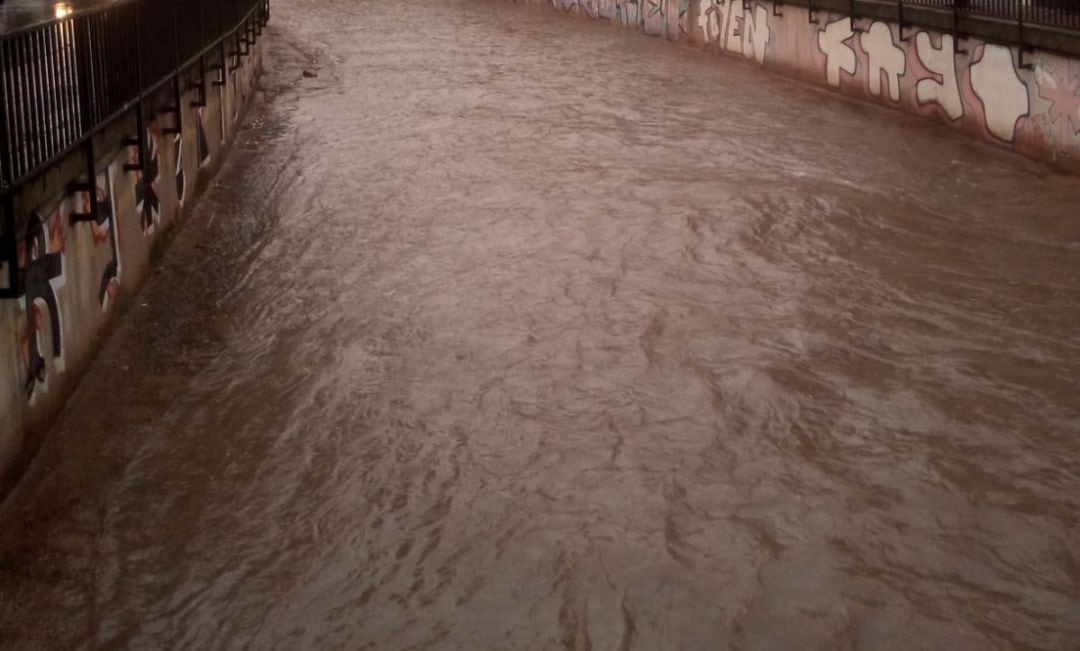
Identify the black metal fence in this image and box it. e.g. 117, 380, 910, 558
902, 0, 1080, 30
0, 0, 268, 297
891, 0, 1080, 30
800, 0, 1080, 43
0, 0, 270, 191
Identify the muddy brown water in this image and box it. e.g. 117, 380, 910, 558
2, 0, 1080, 648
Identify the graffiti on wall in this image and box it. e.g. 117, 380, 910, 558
642, 0, 664, 35
135, 127, 162, 235
818, 18, 908, 101
552, 0, 692, 33
232, 64, 241, 122
1034, 59, 1080, 146
863, 22, 906, 101
196, 106, 211, 168
617, 0, 641, 26
817, 19, 1030, 142
577, 0, 625, 19
19, 160, 125, 400
5, 39, 260, 410
913, 32, 962, 120
174, 133, 187, 208
18, 205, 66, 401
218, 63, 230, 145
969, 44, 1030, 141
81, 166, 121, 311
817, 18, 857, 87
235, 63, 246, 112
697, 0, 770, 64
556, 0, 687, 32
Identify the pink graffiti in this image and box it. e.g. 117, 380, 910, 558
1038, 65, 1080, 136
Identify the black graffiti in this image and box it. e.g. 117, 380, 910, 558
21, 213, 63, 398
617, 0, 640, 23
174, 134, 186, 206
196, 108, 210, 166
219, 83, 228, 144
232, 70, 240, 120
98, 260, 118, 307
95, 174, 120, 308
137, 131, 161, 233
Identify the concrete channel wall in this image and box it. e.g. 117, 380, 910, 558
512, 0, 1080, 174
0, 40, 264, 496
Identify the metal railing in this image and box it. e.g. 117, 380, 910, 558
896, 0, 1080, 31
802, 0, 1080, 43
0, 0, 269, 296
1, 0, 269, 189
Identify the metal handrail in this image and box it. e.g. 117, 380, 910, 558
0, 0, 269, 190
781, 0, 1080, 35
0, 0, 142, 42
0, 0, 270, 298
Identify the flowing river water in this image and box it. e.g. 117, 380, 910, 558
2, 0, 1080, 648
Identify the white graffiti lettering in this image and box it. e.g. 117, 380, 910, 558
970, 44, 1030, 142
818, 19, 856, 88
860, 22, 905, 102
915, 32, 963, 120
742, 4, 769, 64
697, 0, 770, 64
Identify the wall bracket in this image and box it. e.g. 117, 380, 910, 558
0, 192, 18, 300
68, 141, 100, 226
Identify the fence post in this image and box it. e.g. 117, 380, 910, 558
0, 39, 16, 297
0, 42, 12, 190
951, 0, 962, 53
163, 0, 184, 136
1018, 0, 1034, 69
125, 0, 148, 173
69, 14, 101, 225
0, 192, 15, 299
191, 0, 208, 109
